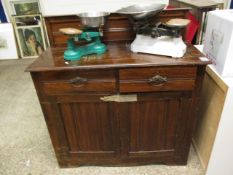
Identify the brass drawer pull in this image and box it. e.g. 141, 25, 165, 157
69, 76, 88, 84
148, 75, 167, 85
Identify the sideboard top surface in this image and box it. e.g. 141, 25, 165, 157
26, 43, 211, 72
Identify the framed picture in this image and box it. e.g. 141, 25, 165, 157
0, 23, 18, 60
10, 0, 41, 15
13, 15, 46, 58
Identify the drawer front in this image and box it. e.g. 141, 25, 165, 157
119, 67, 197, 93
40, 70, 116, 95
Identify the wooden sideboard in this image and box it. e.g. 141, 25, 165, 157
26, 43, 210, 167
26, 8, 210, 167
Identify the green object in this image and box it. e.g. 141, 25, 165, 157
64, 31, 107, 61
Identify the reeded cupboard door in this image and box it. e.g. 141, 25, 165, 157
42, 95, 120, 163
60, 102, 119, 156
119, 92, 192, 163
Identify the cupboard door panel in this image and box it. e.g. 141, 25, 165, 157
121, 93, 192, 160
58, 101, 119, 158
130, 101, 165, 151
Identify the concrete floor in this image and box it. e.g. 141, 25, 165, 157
0, 59, 205, 175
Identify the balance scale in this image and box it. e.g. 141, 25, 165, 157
60, 28, 107, 61
116, 4, 190, 58
60, 12, 109, 61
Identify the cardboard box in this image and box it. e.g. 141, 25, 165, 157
203, 10, 233, 77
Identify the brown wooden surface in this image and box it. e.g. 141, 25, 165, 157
26, 43, 210, 72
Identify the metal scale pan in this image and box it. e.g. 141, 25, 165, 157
116, 3, 190, 58
116, 3, 167, 20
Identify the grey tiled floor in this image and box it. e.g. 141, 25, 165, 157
0, 59, 204, 175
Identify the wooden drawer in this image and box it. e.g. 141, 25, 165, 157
39, 70, 116, 95
119, 67, 197, 93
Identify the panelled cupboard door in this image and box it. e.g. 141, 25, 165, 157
119, 92, 192, 163
42, 94, 121, 163
40, 92, 193, 165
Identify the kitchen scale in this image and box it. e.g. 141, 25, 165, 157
116, 3, 190, 58
60, 12, 109, 61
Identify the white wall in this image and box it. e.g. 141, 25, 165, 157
39, 0, 168, 16
2, 0, 168, 21
212, 0, 230, 8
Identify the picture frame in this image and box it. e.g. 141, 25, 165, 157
14, 14, 42, 26
0, 23, 18, 60
10, 0, 41, 15
12, 14, 46, 58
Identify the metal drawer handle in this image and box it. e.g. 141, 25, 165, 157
69, 76, 88, 84
148, 75, 167, 85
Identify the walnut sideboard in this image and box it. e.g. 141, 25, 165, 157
26, 43, 210, 167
